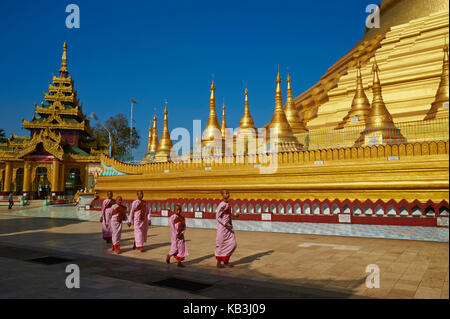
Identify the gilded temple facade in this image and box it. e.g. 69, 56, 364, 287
0, 42, 105, 199
94, 0, 448, 228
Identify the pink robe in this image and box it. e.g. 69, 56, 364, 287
215, 201, 237, 257
128, 199, 149, 248
168, 214, 189, 259
101, 199, 113, 241
110, 204, 125, 246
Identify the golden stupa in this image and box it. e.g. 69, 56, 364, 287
284, 74, 308, 133
234, 88, 257, 137
141, 120, 153, 163
265, 69, 303, 150
201, 78, 222, 148
336, 61, 371, 129
154, 101, 173, 162
354, 60, 406, 146
150, 115, 159, 152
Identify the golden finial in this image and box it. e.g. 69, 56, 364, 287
424, 39, 449, 120
210, 74, 215, 91
372, 58, 380, 84
285, 72, 308, 133
59, 41, 68, 75
336, 59, 371, 129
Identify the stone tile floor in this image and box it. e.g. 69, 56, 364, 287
0, 210, 448, 299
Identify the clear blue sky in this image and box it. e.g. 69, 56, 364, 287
0, 0, 380, 156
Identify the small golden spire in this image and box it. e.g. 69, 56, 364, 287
336, 60, 371, 129
146, 120, 153, 153
220, 101, 228, 139
59, 41, 68, 75
267, 68, 299, 147
141, 120, 154, 163
275, 66, 282, 106
155, 101, 173, 162
149, 114, 159, 153
424, 40, 449, 120
202, 76, 221, 145
285, 73, 308, 133
355, 60, 405, 146
235, 88, 257, 139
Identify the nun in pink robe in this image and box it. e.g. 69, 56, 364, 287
110, 199, 127, 253
167, 211, 189, 263
101, 197, 114, 242
215, 200, 237, 264
128, 198, 148, 250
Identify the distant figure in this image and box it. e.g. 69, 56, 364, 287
127, 191, 148, 252
215, 189, 239, 268
100, 191, 114, 243
166, 204, 189, 267
110, 196, 128, 254
73, 189, 80, 205
8, 192, 14, 209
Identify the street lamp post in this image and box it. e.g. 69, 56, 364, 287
130, 99, 137, 156
90, 113, 112, 157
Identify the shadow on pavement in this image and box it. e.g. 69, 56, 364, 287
232, 250, 275, 266
0, 216, 84, 235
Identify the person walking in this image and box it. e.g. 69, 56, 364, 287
215, 189, 239, 268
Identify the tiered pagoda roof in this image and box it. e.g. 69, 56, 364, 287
22, 42, 93, 136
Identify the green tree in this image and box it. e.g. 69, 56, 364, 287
0, 129, 7, 143
92, 113, 140, 156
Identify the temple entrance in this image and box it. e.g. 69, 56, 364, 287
34, 167, 50, 199
65, 168, 83, 196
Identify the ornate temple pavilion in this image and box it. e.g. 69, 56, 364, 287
93, 0, 449, 229
0, 42, 106, 199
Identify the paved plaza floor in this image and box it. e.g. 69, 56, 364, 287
0, 206, 448, 299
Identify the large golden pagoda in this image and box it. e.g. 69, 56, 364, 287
0, 42, 106, 198
95, 0, 448, 229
